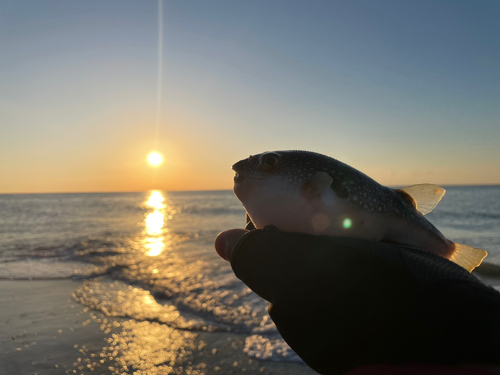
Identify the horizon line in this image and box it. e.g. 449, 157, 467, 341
1, 183, 500, 196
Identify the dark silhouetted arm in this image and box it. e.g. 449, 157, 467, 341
229, 227, 500, 375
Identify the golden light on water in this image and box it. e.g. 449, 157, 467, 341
148, 152, 163, 166
145, 211, 164, 235
145, 240, 165, 257
144, 190, 169, 256
146, 190, 165, 209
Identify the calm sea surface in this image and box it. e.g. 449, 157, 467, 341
1, 187, 499, 362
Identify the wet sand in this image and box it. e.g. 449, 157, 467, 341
0, 280, 317, 375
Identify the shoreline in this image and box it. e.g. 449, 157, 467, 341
0, 279, 316, 375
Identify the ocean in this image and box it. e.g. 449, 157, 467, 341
1, 187, 500, 373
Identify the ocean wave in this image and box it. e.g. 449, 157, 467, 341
16, 233, 273, 333
72, 279, 215, 331
106, 258, 270, 332
178, 206, 245, 216
0, 259, 105, 280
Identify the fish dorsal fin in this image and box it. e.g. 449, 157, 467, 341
394, 189, 417, 209
302, 172, 333, 199
395, 184, 446, 215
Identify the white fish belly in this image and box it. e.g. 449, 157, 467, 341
244, 186, 387, 239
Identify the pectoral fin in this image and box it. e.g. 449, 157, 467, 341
394, 184, 446, 215
302, 172, 333, 199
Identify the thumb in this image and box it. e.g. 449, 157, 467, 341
215, 229, 249, 261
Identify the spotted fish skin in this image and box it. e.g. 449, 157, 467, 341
232, 150, 487, 271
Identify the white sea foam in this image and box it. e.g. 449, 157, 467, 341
0, 259, 98, 279
244, 334, 303, 363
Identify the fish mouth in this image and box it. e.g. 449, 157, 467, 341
233, 171, 243, 183
232, 159, 248, 184
232, 166, 245, 201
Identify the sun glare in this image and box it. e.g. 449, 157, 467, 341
146, 190, 165, 209
148, 152, 163, 166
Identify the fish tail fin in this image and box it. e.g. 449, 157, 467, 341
449, 242, 488, 272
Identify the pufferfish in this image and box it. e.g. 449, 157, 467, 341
231, 150, 487, 272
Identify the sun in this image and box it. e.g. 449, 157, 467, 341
148, 152, 163, 166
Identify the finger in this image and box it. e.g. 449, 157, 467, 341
215, 229, 249, 261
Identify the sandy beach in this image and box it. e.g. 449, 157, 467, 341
0, 279, 317, 375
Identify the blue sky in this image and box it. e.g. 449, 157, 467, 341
1, 0, 499, 193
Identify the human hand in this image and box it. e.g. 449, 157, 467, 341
213, 226, 500, 374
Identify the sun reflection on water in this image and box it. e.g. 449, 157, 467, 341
145, 211, 164, 235
145, 237, 165, 257
146, 190, 165, 209
144, 190, 171, 257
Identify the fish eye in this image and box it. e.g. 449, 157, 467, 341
260, 153, 280, 170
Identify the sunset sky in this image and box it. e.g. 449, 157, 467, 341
1, 0, 499, 194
